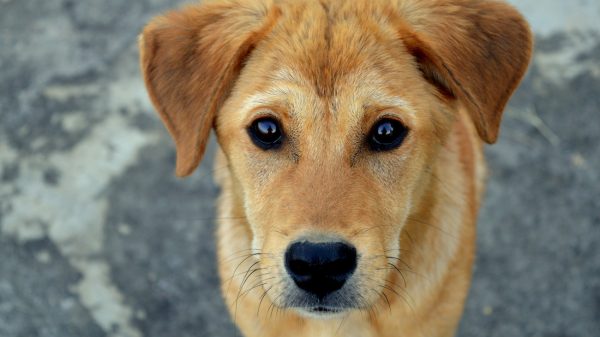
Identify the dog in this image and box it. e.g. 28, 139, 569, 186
139, 0, 532, 336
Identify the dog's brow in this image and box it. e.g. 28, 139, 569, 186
367, 94, 416, 118
375, 95, 410, 109
242, 89, 293, 110
242, 93, 275, 109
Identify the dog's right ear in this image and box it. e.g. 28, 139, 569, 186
139, 1, 280, 177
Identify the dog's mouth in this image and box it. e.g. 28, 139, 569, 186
295, 305, 346, 318
286, 293, 360, 318
310, 306, 342, 314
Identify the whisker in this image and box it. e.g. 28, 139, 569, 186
378, 283, 415, 313
268, 292, 284, 319
335, 310, 349, 336
381, 291, 392, 313
272, 229, 288, 238
375, 264, 429, 283
257, 284, 274, 316
407, 216, 459, 240
220, 250, 263, 264
364, 275, 416, 310
384, 248, 410, 253
350, 224, 393, 238
233, 263, 262, 321
239, 273, 277, 301
386, 262, 407, 287
165, 215, 249, 223
225, 255, 260, 289
233, 261, 260, 302
427, 170, 457, 197
385, 256, 413, 270
402, 229, 416, 245
193, 164, 231, 184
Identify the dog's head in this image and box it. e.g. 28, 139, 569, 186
140, 0, 531, 317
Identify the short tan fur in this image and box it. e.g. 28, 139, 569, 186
139, 1, 532, 336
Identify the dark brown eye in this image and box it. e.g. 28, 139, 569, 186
248, 117, 283, 149
368, 119, 408, 151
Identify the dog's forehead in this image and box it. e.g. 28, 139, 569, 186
264, 0, 399, 97
242, 67, 413, 118
241, 1, 418, 121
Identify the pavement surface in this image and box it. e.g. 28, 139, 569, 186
0, 1, 599, 337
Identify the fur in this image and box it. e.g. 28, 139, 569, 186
139, 1, 532, 336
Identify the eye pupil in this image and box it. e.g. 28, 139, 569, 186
369, 119, 408, 151
249, 117, 283, 149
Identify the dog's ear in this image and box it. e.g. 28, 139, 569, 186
139, 1, 280, 176
394, 0, 533, 143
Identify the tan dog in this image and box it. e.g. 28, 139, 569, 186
139, 0, 532, 336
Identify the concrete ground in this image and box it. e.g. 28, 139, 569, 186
0, 0, 598, 336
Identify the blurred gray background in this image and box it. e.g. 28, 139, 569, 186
0, 0, 598, 336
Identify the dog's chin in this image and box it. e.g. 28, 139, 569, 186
294, 306, 348, 319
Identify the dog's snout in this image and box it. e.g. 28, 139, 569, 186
285, 241, 357, 298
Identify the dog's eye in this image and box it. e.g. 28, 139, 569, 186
368, 119, 408, 151
248, 117, 283, 149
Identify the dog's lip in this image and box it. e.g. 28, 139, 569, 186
293, 305, 348, 319
306, 306, 344, 314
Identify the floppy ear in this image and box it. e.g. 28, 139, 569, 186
139, 0, 280, 176
395, 0, 533, 143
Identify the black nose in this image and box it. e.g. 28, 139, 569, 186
285, 241, 357, 298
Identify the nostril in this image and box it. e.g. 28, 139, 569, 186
285, 241, 357, 297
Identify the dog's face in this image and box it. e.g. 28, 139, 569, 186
216, 31, 448, 315
140, 0, 531, 317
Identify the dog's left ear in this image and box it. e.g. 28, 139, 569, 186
395, 0, 533, 143
139, 1, 280, 176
